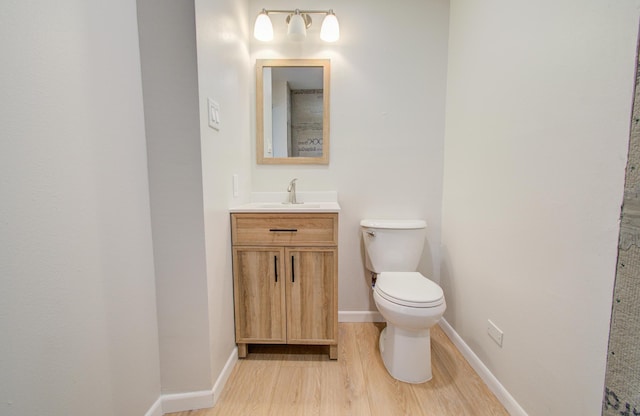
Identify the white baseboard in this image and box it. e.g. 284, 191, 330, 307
144, 397, 163, 416
211, 345, 238, 406
160, 389, 214, 414
438, 318, 527, 416
339, 310, 384, 322
145, 346, 239, 415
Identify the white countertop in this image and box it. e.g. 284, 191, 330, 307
230, 191, 340, 213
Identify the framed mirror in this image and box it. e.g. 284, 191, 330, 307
256, 59, 330, 165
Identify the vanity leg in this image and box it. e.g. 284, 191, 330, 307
237, 343, 248, 358
329, 344, 338, 360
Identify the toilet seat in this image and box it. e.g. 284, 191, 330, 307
375, 272, 444, 308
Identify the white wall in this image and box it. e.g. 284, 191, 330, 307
0, 1, 161, 415
194, 0, 253, 392
442, 1, 640, 414
249, 0, 451, 313
137, 0, 212, 393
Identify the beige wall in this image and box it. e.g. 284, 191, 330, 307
138, 0, 212, 393
138, 0, 253, 401
194, 0, 253, 395
248, 0, 451, 313
0, 0, 161, 414
442, 1, 640, 414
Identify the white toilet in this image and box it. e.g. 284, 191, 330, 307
361, 219, 446, 384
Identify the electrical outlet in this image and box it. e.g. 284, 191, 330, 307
232, 174, 239, 197
487, 319, 503, 347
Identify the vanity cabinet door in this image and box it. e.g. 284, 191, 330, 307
285, 247, 338, 345
233, 247, 287, 345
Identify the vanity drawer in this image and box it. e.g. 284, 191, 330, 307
231, 213, 338, 246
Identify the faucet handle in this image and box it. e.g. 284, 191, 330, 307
287, 178, 298, 191
287, 178, 299, 204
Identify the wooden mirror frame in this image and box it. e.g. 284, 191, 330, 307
256, 59, 330, 165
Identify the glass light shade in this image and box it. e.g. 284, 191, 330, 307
320, 12, 340, 42
287, 13, 307, 41
254, 11, 273, 41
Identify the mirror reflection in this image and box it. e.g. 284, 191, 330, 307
256, 59, 330, 165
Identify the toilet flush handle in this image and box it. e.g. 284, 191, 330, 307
366, 230, 376, 237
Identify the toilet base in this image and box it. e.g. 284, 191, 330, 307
379, 324, 432, 383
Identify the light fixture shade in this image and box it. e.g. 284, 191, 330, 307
320, 11, 339, 42
254, 10, 273, 41
287, 12, 307, 41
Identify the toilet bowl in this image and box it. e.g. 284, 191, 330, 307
374, 272, 445, 383
360, 219, 446, 384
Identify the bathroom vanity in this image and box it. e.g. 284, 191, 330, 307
230, 201, 339, 359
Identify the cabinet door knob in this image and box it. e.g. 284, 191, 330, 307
291, 255, 295, 283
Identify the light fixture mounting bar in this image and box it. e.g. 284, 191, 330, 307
262, 9, 334, 15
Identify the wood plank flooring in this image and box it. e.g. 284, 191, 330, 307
167, 323, 508, 416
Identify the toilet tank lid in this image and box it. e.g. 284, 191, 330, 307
360, 219, 426, 229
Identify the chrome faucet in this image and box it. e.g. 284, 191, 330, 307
287, 178, 300, 204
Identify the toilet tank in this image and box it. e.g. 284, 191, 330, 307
360, 219, 427, 273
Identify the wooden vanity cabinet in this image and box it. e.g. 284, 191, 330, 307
231, 213, 338, 359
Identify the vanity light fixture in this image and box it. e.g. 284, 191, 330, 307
287, 10, 308, 41
253, 9, 274, 41
320, 10, 340, 42
253, 8, 340, 42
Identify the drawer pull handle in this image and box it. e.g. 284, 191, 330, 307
291, 255, 295, 283
274, 255, 278, 282
269, 228, 298, 232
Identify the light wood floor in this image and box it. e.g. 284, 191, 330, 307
168, 323, 508, 416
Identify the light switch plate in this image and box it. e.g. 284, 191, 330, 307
207, 98, 220, 131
